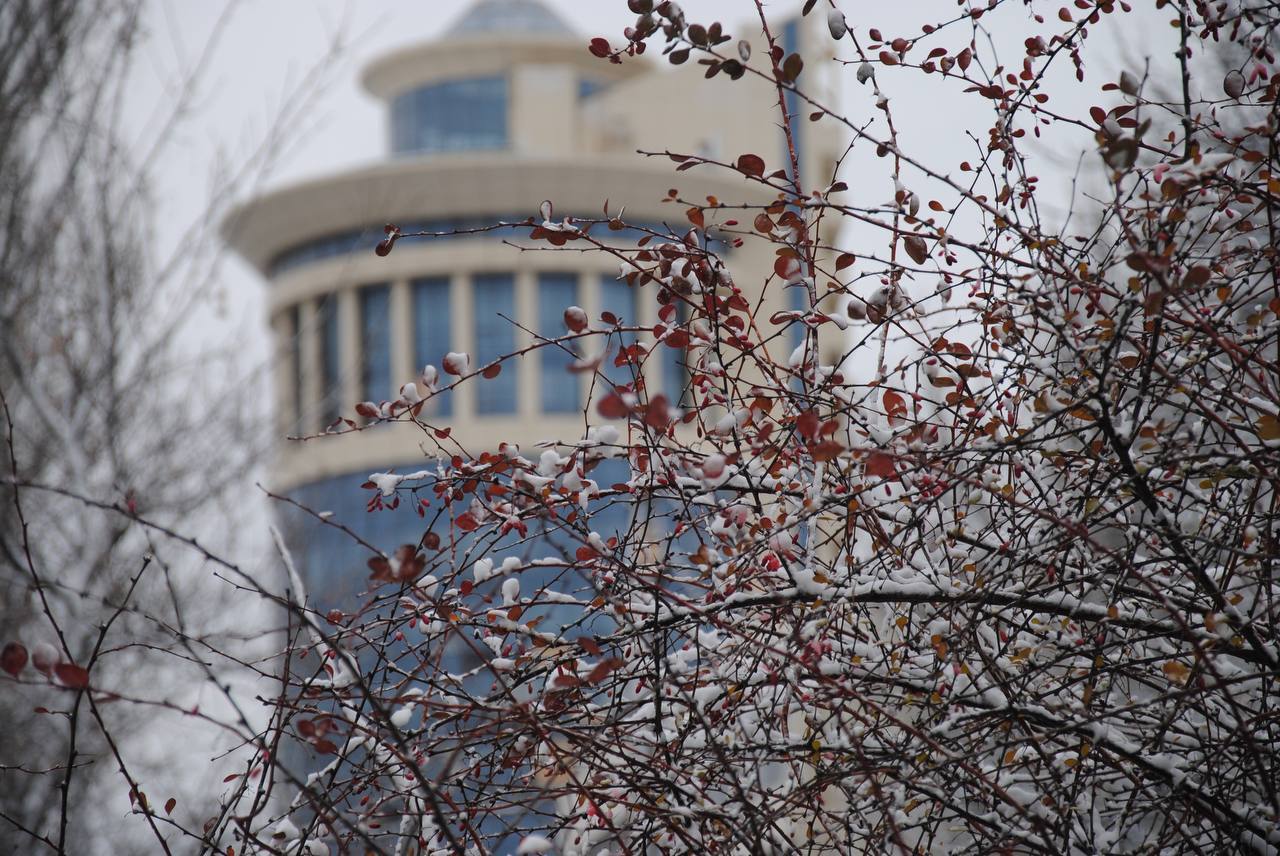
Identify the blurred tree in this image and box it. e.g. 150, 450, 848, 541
0, 1, 342, 851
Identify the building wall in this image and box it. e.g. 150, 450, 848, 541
225, 3, 843, 585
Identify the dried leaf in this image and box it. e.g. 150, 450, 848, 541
903, 235, 929, 265
1257, 414, 1280, 441
781, 52, 804, 83
587, 658, 624, 684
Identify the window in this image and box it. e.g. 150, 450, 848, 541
781, 19, 803, 180
288, 305, 302, 432
317, 295, 342, 427
790, 281, 809, 350
789, 282, 807, 392
662, 299, 690, 405
413, 277, 452, 416
599, 276, 638, 388
578, 78, 608, 100
360, 285, 391, 403
268, 218, 725, 278
538, 273, 579, 413
472, 274, 516, 414
391, 77, 508, 155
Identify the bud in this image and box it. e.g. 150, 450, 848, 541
31, 642, 59, 675
563, 305, 588, 333
827, 9, 847, 40
443, 352, 470, 376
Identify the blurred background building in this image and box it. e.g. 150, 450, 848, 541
225, 0, 841, 609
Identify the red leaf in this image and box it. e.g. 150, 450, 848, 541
796, 409, 820, 440
578, 636, 602, 657
883, 390, 908, 422
812, 440, 843, 462
482, 363, 502, 379
645, 394, 672, 431
313, 739, 338, 755
736, 154, 766, 178
835, 253, 855, 271
588, 38, 611, 58
774, 255, 803, 281
455, 512, 479, 532
597, 394, 631, 420
164, 798, 177, 816
865, 452, 896, 479
1089, 105, 1106, 125
2, 642, 27, 677
355, 401, 378, 419
576, 546, 599, 562
663, 329, 690, 349
54, 663, 90, 689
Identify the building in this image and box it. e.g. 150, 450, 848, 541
224, 0, 841, 608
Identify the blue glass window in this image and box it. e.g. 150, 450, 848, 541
790, 281, 809, 348
790, 283, 807, 391
360, 285, 391, 403
782, 18, 802, 181
473, 274, 516, 414
538, 273, 580, 413
578, 78, 608, 100
663, 300, 690, 405
317, 295, 342, 426
268, 219, 719, 278
599, 276, 639, 388
391, 77, 508, 155
288, 305, 302, 432
413, 277, 453, 416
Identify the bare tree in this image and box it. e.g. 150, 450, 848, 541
0, 1, 347, 852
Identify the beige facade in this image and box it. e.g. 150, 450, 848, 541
224, 0, 842, 494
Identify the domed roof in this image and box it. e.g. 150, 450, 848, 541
445, 0, 575, 37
